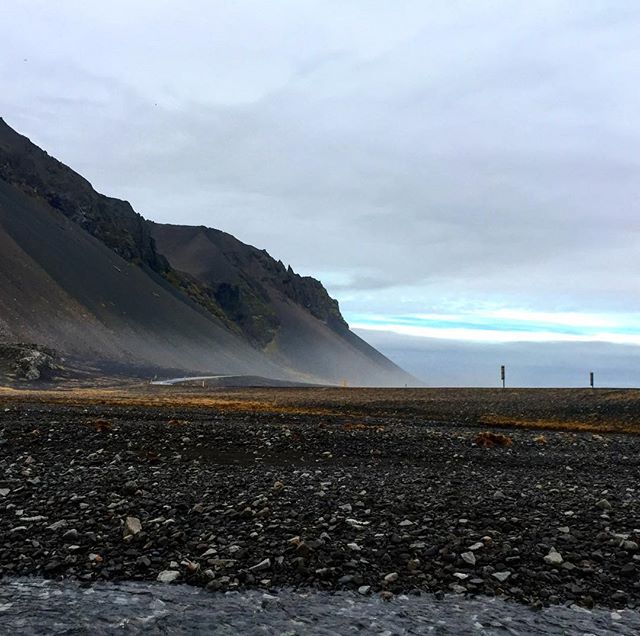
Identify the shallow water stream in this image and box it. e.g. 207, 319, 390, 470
1, 578, 638, 635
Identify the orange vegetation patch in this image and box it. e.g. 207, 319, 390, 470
0, 386, 345, 418
474, 431, 513, 448
478, 414, 638, 435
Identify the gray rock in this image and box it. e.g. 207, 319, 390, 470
544, 548, 563, 566
123, 516, 142, 538
157, 570, 180, 583
461, 551, 476, 566
595, 499, 612, 510
47, 520, 68, 532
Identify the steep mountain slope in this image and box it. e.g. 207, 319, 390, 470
0, 178, 282, 377
0, 117, 413, 385
151, 223, 410, 384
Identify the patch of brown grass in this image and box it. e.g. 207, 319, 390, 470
478, 414, 639, 435
474, 431, 513, 448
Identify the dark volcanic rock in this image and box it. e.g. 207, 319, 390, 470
0, 343, 61, 381
0, 396, 639, 610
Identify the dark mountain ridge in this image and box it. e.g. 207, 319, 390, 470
0, 117, 413, 386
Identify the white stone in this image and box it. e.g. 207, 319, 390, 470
157, 570, 179, 583
249, 558, 271, 571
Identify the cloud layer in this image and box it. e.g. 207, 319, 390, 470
2, 1, 640, 382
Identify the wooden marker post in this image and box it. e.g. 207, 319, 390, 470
500, 365, 506, 389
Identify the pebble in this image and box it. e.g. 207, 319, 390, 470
249, 559, 271, 571
123, 516, 142, 538
461, 552, 476, 566
47, 519, 69, 532
544, 548, 563, 566
157, 570, 180, 583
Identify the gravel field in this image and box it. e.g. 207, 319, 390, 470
0, 387, 639, 611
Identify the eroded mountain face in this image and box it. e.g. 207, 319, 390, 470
150, 223, 348, 349
0, 118, 349, 350
0, 117, 412, 385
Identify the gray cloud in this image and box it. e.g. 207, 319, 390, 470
2, 1, 640, 354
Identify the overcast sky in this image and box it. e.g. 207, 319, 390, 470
2, 1, 640, 385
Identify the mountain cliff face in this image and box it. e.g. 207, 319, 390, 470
149, 223, 348, 348
0, 117, 413, 386
0, 120, 166, 272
